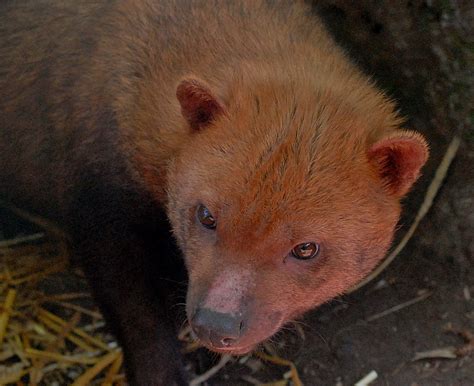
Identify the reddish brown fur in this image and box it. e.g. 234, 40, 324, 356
0, 0, 428, 383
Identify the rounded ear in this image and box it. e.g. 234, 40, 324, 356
368, 130, 429, 197
176, 77, 226, 131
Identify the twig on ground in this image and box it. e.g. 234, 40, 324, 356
0, 288, 17, 346
0, 233, 45, 249
189, 354, 233, 386
71, 350, 121, 386
255, 351, 303, 386
412, 347, 457, 361
366, 291, 431, 322
354, 370, 378, 386
413, 327, 474, 362
463, 286, 471, 301
102, 351, 124, 385
46, 300, 103, 319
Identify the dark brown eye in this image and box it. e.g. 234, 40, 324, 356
196, 204, 216, 229
291, 242, 320, 260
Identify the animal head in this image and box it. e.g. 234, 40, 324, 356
165, 73, 428, 354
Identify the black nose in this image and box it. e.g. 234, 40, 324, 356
191, 308, 243, 348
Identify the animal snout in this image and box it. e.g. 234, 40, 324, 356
191, 307, 244, 349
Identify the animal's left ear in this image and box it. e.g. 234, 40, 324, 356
368, 130, 429, 197
176, 77, 226, 131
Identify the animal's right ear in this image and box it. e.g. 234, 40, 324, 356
176, 77, 226, 132
367, 130, 429, 197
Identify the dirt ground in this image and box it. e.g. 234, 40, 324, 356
1, 1, 472, 385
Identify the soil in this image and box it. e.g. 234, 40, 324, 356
1, 1, 472, 385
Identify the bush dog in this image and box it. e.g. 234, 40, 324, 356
0, 0, 428, 384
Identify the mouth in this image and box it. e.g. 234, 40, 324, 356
201, 342, 256, 356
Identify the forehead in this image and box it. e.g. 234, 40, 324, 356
193, 122, 373, 241
197, 100, 369, 199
